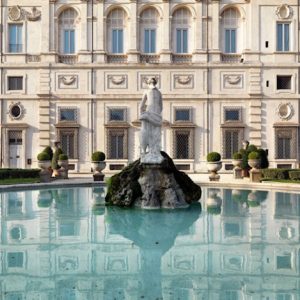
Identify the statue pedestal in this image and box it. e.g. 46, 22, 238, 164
250, 168, 262, 182
138, 163, 188, 209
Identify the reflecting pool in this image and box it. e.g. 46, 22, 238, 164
0, 186, 300, 299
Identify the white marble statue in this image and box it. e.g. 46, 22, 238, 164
139, 78, 164, 164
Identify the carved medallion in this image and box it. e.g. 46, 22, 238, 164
107, 74, 127, 89
26, 7, 41, 21
276, 102, 294, 120
8, 102, 25, 120
173, 74, 194, 89
276, 4, 293, 19
8, 6, 22, 21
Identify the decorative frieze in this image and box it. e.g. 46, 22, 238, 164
8, 6, 41, 22
139, 74, 161, 89
222, 73, 244, 89
107, 74, 128, 89
173, 74, 194, 89
276, 102, 294, 121
58, 75, 78, 89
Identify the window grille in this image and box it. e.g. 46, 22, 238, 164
173, 8, 191, 26
59, 108, 77, 122
8, 77, 23, 91
173, 129, 194, 159
109, 108, 126, 122
275, 128, 297, 159
175, 108, 191, 122
140, 8, 158, 25
222, 8, 239, 27
277, 75, 291, 90
8, 130, 22, 145
222, 128, 243, 159
61, 132, 75, 158
224, 108, 241, 122
107, 129, 127, 159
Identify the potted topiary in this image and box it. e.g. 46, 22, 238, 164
232, 152, 243, 179
37, 152, 51, 182
37, 190, 53, 208
58, 154, 69, 179
206, 152, 222, 181
248, 151, 261, 170
91, 151, 106, 181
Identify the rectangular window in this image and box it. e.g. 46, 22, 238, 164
175, 108, 191, 122
8, 24, 22, 53
112, 29, 123, 53
109, 108, 126, 122
276, 253, 292, 269
59, 222, 76, 236
7, 252, 24, 268
174, 129, 194, 159
59, 108, 77, 122
144, 29, 156, 53
225, 29, 236, 53
224, 130, 240, 159
224, 108, 241, 122
64, 30, 75, 54
61, 132, 75, 159
275, 128, 297, 159
176, 29, 188, 53
8, 76, 23, 91
277, 75, 291, 90
277, 23, 289, 51
109, 131, 124, 159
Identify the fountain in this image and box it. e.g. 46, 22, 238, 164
105, 78, 201, 208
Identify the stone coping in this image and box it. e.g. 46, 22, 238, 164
0, 177, 299, 193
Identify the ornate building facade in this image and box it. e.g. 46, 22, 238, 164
0, 0, 299, 173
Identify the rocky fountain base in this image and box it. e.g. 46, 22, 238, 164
105, 152, 201, 208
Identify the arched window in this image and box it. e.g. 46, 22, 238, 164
107, 9, 126, 54
58, 8, 78, 54
221, 8, 241, 53
172, 8, 191, 54
140, 8, 159, 53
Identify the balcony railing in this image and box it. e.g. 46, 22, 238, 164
140, 54, 160, 64
172, 54, 192, 64
106, 54, 128, 64
221, 54, 242, 63
58, 54, 78, 64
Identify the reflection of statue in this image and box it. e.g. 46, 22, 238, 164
139, 78, 164, 164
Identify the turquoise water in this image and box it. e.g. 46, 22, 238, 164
0, 186, 300, 299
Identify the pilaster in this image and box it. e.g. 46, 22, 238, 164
127, 0, 139, 63
160, 1, 171, 63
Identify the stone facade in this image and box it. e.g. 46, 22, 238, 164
0, 0, 299, 173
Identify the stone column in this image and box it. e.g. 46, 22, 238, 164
160, 0, 171, 63
210, 0, 221, 62
95, 0, 106, 63
41, 1, 50, 55
192, 0, 206, 62
127, 0, 139, 63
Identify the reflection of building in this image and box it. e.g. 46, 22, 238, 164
1, 1, 300, 173
0, 187, 299, 299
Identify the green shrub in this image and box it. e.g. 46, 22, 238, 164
247, 144, 257, 153
261, 168, 290, 180
92, 151, 106, 162
232, 152, 242, 160
257, 148, 269, 169
207, 152, 221, 162
289, 171, 300, 180
43, 146, 53, 161
248, 151, 260, 159
37, 152, 50, 161
59, 154, 68, 161
0, 169, 40, 180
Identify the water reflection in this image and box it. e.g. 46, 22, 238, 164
0, 187, 299, 300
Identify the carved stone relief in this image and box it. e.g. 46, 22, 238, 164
58, 256, 79, 271
8, 102, 25, 120
140, 74, 161, 89
107, 74, 128, 89
173, 74, 194, 89
8, 6, 41, 22
222, 73, 244, 89
105, 256, 128, 272
276, 4, 293, 19
58, 75, 78, 89
276, 102, 294, 121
